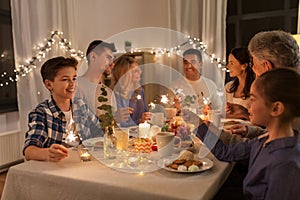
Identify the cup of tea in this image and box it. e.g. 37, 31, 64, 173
156, 132, 181, 157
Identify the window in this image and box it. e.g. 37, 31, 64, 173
0, 0, 17, 113
226, 0, 298, 53
225, 0, 298, 83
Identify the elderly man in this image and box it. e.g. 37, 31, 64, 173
228, 30, 300, 134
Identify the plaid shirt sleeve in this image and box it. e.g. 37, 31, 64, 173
23, 99, 65, 155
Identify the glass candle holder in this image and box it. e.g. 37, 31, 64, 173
78, 148, 91, 161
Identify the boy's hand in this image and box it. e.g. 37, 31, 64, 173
48, 144, 68, 162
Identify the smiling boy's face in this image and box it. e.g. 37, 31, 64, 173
45, 66, 77, 103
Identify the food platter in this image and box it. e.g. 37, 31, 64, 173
157, 156, 213, 173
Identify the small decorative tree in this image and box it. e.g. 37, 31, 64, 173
97, 85, 116, 134
98, 85, 117, 159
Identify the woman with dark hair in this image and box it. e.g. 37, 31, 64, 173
225, 47, 256, 120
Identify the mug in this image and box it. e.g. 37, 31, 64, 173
156, 132, 181, 157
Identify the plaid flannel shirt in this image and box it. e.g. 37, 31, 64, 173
23, 97, 103, 154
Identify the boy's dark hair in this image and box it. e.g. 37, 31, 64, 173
256, 68, 300, 117
183, 48, 202, 62
86, 40, 116, 62
41, 56, 78, 82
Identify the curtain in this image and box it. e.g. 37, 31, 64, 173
11, 0, 78, 149
10, 0, 228, 153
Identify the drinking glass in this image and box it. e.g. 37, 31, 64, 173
115, 127, 129, 151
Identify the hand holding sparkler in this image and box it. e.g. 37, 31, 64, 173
63, 116, 80, 147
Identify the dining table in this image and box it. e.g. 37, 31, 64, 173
1, 146, 234, 200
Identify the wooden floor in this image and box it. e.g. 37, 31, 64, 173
0, 171, 7, 199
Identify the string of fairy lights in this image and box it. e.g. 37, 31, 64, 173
130, 35, 227, 70
0, 31, 85, 87
0, 31, 227, 88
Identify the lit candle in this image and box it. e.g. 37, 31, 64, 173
139, 121, 150, 138
79, 148, 91, 161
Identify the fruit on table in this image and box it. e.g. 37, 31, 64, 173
161, 122, 194, 140
151, 143, 157, 151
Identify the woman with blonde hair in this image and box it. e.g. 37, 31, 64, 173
111, 56, 150, 127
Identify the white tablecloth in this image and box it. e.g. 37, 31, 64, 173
1, 149, 233, 200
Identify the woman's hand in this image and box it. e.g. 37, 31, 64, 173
141, 112, 151, 122
115, 107, 134, 123
173, 97, 181, 111
226, 102, 250, 120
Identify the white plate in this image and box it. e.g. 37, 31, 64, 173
158, 156, 213, 173
222, 118, 244, 123
82, 137, 104, 147
221, 118, 250, 131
